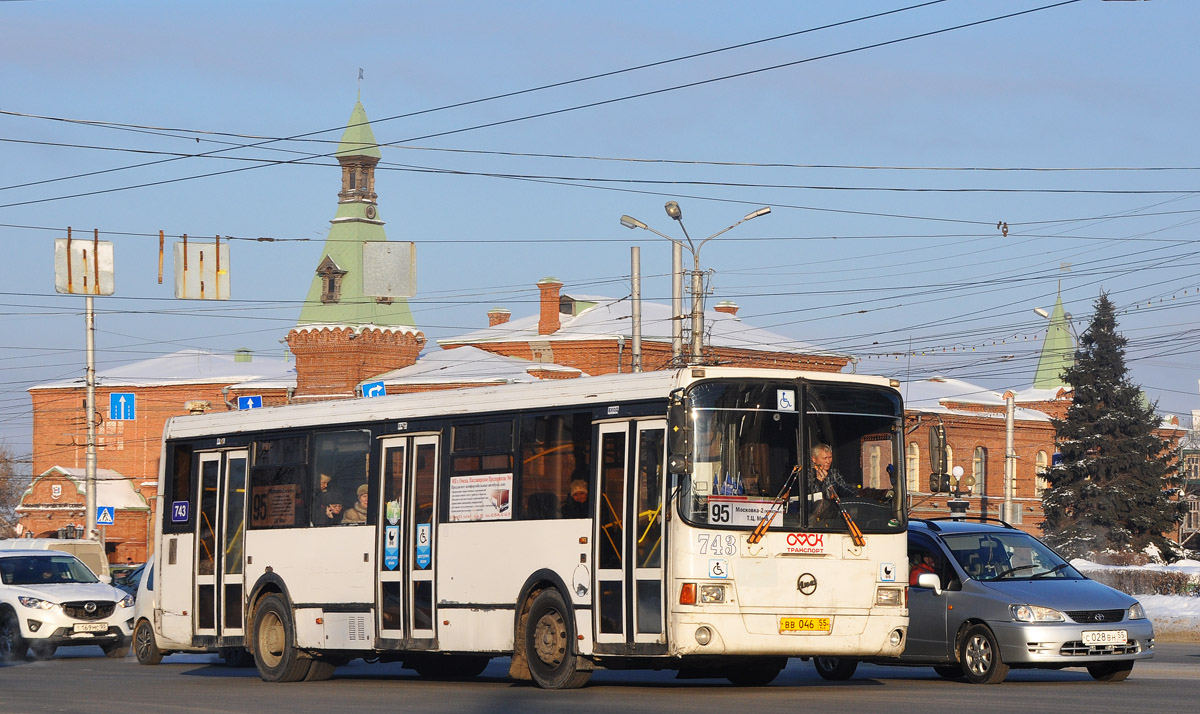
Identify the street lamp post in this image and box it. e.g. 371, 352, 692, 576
621, 202, 770, 365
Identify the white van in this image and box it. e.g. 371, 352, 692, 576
0, 539, 111, 582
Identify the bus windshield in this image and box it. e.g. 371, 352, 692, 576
678, 380, 905, 534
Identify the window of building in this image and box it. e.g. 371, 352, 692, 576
316, 257, 346, 304
906, 442, 920, 492
971, 446, 987, 496
1035, 450, 1050, 496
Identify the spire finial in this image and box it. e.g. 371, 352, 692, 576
357, 68, 363, 101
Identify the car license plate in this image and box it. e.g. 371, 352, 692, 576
1081, 629, 1127, 645
779, 617, 831, 634
73, 622, 108, 633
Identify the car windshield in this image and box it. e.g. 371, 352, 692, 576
940, 531, 1083, 581
0, 555, 101, 586
677, 380, 905, 534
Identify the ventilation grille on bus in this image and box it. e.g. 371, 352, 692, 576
347, 615, 369, 641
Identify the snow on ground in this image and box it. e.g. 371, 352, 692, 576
1074, 558, 1200, 641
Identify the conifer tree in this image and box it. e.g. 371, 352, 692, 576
1041, 293, 1186, 560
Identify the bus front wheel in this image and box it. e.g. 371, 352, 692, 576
524, 589, 591, 689
253, 594, 313, 682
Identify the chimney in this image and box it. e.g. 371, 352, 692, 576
234, 347, 253, 362
537, 277, 563, 335
487, 307, 511, 327
714, 300, 739, 316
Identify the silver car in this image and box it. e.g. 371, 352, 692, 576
812, 519, 1154, 684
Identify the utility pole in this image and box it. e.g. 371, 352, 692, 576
631, 246, 642, 373
1004, 391, 1016, 523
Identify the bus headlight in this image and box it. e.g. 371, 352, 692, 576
875, 587, 902, 607
700, 585, 726, 604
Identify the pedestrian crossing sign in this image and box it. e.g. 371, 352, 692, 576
96, 506, 115, 526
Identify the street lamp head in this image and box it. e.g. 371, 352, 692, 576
1033, 307, 1050, 318
744, 206, 771, 221
664, 201, 682, 221
620, 215, 646, 230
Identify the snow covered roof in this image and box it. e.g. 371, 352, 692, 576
29, 349, 294, 390
370, 346, 584, 387
20, 467, 149, 511
900, 377, 1052, 422
439, 294, 846, 359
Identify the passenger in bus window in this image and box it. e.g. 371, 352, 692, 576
806, 444, 855, 525
562, 479, 590, 518
313, 473, 344, 525
342, 484, 370, 524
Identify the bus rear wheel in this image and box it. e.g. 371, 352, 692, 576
253, 594, 313, 682
524, 589, 591, 689
726, 657, 787, 686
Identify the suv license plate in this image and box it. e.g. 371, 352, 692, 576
779, 617, 831, 634
73, 622, 108, 633
1081, 629, 1127, 645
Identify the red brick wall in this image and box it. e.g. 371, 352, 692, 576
16, 472, 150, 565
287, 327, 423, 401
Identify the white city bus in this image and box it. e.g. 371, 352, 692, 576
142, 367, 909, 688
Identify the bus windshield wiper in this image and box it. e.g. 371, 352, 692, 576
748, 466, 800, 544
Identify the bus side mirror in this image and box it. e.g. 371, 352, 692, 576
668, 396, 690, 475
668, 454, 691, 475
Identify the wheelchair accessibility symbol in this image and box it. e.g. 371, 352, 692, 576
709, 558, 729, 579
777, 389, 795, 411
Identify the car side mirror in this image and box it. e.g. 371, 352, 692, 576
916, 572, 942, 596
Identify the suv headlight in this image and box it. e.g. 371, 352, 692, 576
118, 593, 135, 608
1010, 604, 1065, 622
17, 596, 56, 611
1128, 602, 1146, 620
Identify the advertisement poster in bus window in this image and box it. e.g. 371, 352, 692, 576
250, 484, 300, 527
448, 473, 513, 522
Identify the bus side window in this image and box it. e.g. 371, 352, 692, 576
517, 412, 592, 521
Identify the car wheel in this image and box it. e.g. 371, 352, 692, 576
252, 594, 313, 682
726, 657, 787, 686
0, 611, 29, 662
524, 589, 591, 689
29, 642, 55, 660
1088, 660, 1134, 682
958, 624, 1009, 684
102, 640, 130, 658
134, 620, 163, 665
933, 664, 964, 680
813, 656, 858, 681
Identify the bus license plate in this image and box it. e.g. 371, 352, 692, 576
779, 617, 831, 634
1081, 629, 1127, 645
73, 622, 108, 633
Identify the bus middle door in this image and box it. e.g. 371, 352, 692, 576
195, 449, 248, 645
378, 434, 440, 648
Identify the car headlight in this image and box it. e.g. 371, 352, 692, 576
1128, 602, 1146, 620
1010, 604, 1065, 622
17, 596, 56, 611
118, 594, 135, 608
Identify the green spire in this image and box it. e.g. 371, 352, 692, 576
296, 101, 415, 330
1033, 294, 1074, 389
335, 101, 381, 159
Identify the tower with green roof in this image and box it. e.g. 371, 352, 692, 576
287, 98, 425, 401
1032, 293, 1074, 390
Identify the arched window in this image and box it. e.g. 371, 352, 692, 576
906, 442, 920, 492
1035, 450, 1050, 496
972, 446, 988, 495
945, 445, 954, 474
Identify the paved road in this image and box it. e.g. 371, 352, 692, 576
1, 643, 1196, 714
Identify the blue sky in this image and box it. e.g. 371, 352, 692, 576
3, 0, 1200, 466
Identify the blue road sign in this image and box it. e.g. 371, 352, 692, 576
362, 381, 386, 398
96, 506, 115, 526
237, 395, 263, 410
109, 392, 136, 421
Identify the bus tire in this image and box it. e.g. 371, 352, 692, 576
813, 656, 858, 681
959, 624, 1009, 684
0, 610, 29, 662
134, 620, 163, 665
303, 657, 336, 681
252, 594, 312, 682
524, 589, 591, 689
410, 654, 491, 680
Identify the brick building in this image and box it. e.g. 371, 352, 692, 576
15, 467, 150, 564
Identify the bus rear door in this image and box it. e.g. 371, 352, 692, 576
378, 434, 440, 647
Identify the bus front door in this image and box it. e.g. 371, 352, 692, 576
195, 450, 248, 644
378, 435, 440, 647
594, 420, 667, 654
